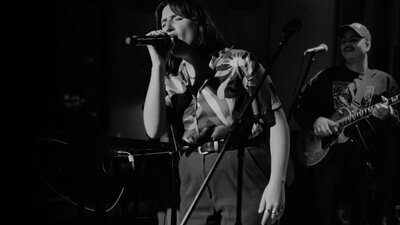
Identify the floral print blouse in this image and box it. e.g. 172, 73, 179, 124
165, 48, 281, 145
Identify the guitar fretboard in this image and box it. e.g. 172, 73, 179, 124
338, 94, 400, 127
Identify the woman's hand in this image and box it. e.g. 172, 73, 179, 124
258, 182, 285, 225
145, 30, 175, 66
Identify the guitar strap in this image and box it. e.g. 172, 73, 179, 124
350, 69, 376, 112
349, 69, 379, 165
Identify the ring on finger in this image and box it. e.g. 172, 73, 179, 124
271, 210, 281, 215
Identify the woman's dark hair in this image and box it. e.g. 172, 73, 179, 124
155, 0, 226, 74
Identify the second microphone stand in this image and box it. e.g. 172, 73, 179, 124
287, 51, 318, 122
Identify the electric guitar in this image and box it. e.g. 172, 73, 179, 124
296, 94, 400, 166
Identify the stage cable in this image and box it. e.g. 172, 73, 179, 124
36, 171, 125, 213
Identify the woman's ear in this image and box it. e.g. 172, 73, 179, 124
365, 40, 371, 52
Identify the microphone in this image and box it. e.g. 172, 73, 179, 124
125, 35, 173, 46
303, 43, 328, 55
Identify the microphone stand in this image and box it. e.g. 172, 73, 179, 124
179, 19, 301, 225
167, 125, 180, 225
286, 52, 317, 122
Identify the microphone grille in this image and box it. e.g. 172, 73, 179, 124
125, 37, 132, 45
321, 43, 328, 51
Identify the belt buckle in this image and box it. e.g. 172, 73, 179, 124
197, 141, 219, 155
197, 146, 208, 155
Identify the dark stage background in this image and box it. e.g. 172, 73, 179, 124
31, 0, 399, 224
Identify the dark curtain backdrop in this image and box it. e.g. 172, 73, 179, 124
32, 0, 400, 138
336, 0, 400, 82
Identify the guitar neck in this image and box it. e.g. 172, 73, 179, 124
338, 94, 400, 128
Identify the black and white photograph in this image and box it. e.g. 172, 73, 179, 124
31, 0, 400, 224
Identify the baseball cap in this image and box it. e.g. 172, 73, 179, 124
337, 22, 371, 41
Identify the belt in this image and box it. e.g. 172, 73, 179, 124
193, 141, 238, 155
184, 133, 265, 155
197, 141, 221, 154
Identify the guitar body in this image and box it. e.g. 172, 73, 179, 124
296, 94, 399, 166
296, 107, 351, 166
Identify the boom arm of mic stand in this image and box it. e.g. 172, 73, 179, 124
179, 31, 296, 225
